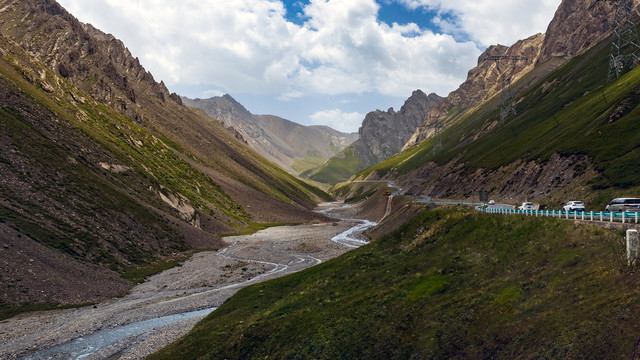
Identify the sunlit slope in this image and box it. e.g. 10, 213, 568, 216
357, 37, 640, 193
151, 209, 638, 359
301, 143, 364, 185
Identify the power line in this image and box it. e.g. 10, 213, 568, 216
608, 0, 640, 82
486, 56, 527, 124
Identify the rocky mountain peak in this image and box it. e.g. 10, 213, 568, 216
537, 0, 640, 64
0, 0, 181, 121
357, 90, 443, 167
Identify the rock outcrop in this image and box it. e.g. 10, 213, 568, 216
404, 34, 544, 149
357, 90, 443, 168
537, 0, 640, 64
405, 0, 640, 150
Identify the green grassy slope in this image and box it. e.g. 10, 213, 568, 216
151, 208, 640, 359
302, 144, 364, 185
356, 34, 640, 195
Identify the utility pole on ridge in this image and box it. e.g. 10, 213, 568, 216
486, 56, 527, 125
607, 0, 640, 82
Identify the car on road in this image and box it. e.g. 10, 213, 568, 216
488, 200, 495, 205
563, 201, 585, 212
605, 198, 640, 212
518, 202, 535, 211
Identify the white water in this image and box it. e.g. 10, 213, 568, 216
331, 219, 378, 248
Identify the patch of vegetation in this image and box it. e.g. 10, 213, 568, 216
344, 187, 377, 204
304, 145, 363, 185
151, 208, 639, 359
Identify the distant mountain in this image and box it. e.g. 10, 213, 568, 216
0, 0, 329, 312
304, 90, 443, 185
182, 95, 358, 175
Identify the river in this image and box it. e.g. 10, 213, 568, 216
1, 202, 376, 360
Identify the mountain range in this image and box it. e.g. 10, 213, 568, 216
4, 0, 640, 357
0, 0, 329, 311
152, 0, 640, 357
182, 95, 357, 176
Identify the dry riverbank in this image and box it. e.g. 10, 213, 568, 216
0, 202, 371, 359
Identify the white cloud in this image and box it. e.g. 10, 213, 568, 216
309, 109, 364, 133
56, 0, 560, 133
397, 0, 561, 47
57, 0, 481, 100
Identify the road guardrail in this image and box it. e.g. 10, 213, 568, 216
476, 206, 640, 224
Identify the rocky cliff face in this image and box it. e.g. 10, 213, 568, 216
357, 90, 443, 167
183, 95, 357, 174
404, 34, 545, 148
537, 0, 640, 64
405, 0, 640, 150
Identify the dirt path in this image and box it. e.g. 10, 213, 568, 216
0, 202, 369, 360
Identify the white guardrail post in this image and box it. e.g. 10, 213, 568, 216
627, 229, 639, 266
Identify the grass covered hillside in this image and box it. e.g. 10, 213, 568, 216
152, 207, 640, 359
349, 29, 640, 208
301, 142, 365, 185
0, 0, 330, 315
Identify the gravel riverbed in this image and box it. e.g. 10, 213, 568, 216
0, 202, 371, 359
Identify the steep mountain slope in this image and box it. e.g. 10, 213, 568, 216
152, 208, 638, 359
182, 95, 357, 175
406, 0, 639, 149
345, 19, 640, 209
304, 90, 443, 185
0, 0, 329, 313
405, 34, 546, 148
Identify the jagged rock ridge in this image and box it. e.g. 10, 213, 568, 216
405, 0, 640, 149
357, 90, 443, 168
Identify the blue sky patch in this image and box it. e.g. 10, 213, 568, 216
281, 0, 310, 25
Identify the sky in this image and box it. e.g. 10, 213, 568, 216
56, 0, 561, 133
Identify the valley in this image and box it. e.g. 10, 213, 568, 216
2, 0, 640, 358
0, 203, 375, 360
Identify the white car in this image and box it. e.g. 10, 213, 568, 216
563, 201, 585, 212
518, 202, 535, 211
488, 200, 495, 205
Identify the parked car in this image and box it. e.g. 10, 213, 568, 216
488, 200, 495, 205
605, 198, 640, 212
518, 202, 535, 211
563, 201, 585, 212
